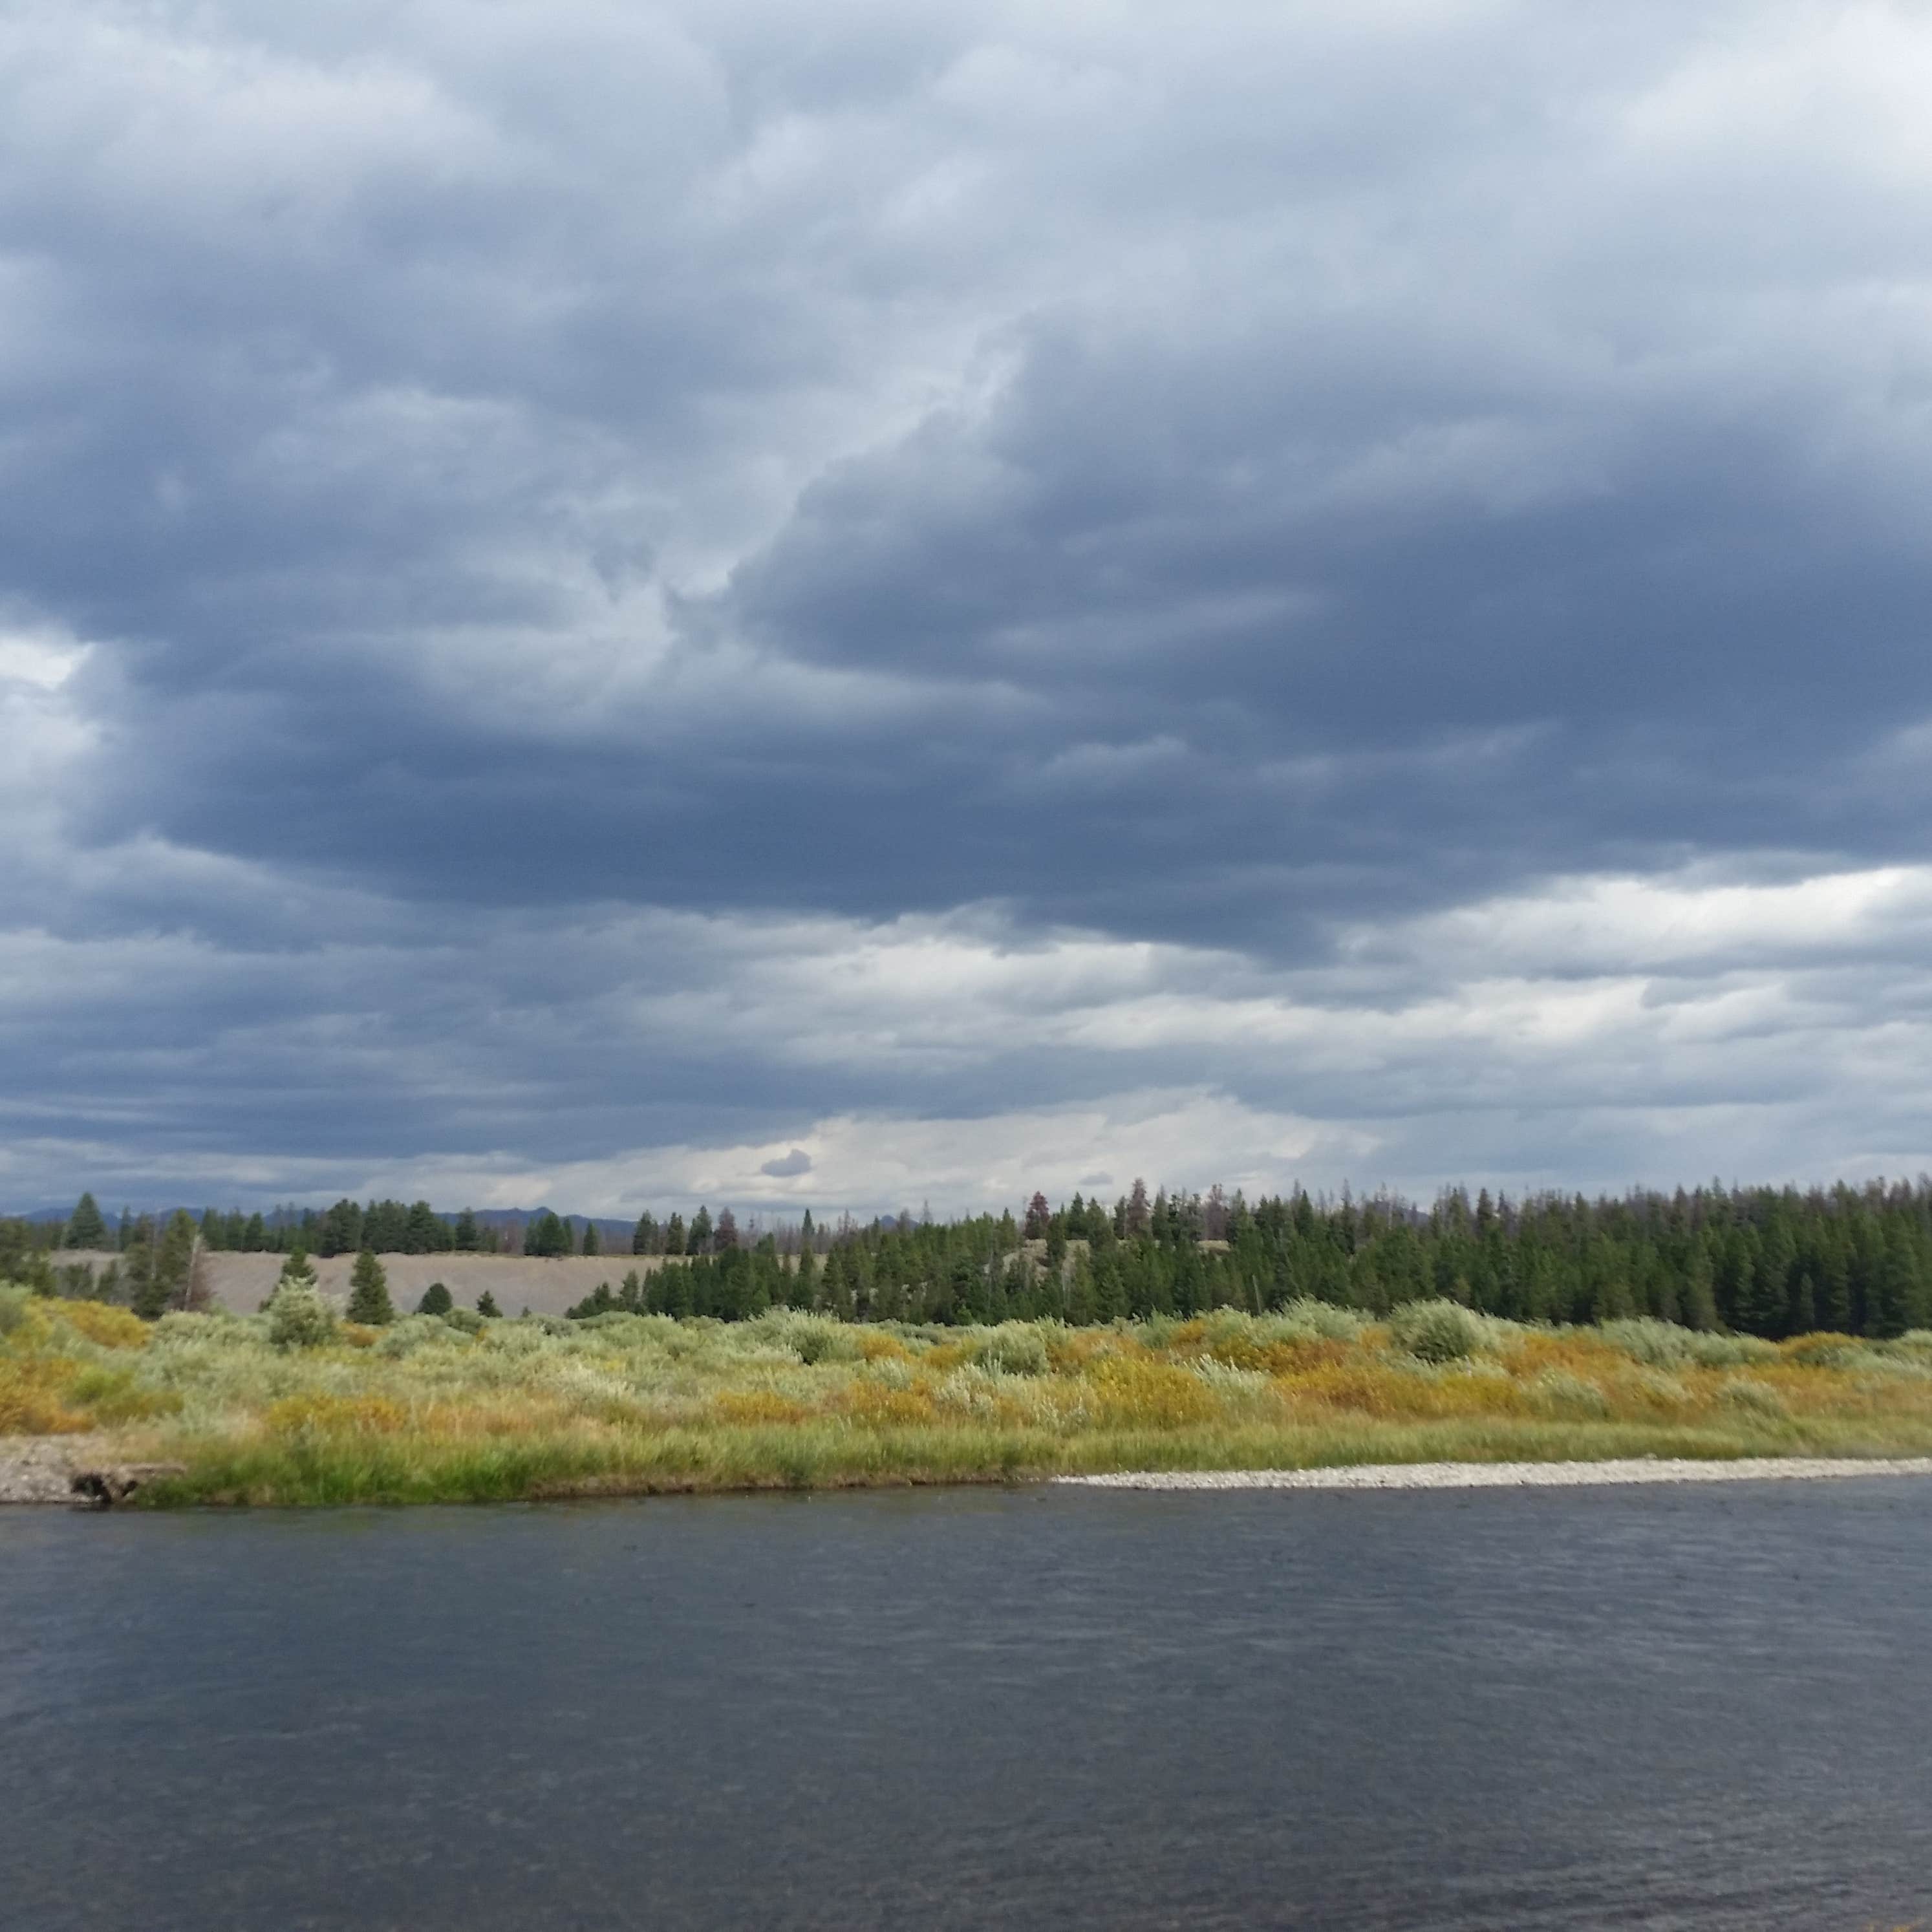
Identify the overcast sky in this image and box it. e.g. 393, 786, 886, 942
7, 0, 1932, 1218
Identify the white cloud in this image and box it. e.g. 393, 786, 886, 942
12, 858, 1932, 1208
346, 1088, 1377, 1220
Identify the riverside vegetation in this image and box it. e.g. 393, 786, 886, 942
10, 1266, 1932, 1506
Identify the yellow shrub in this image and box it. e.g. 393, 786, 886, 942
1277, 1360, 1525, 1420
0, 1358, 90, 1433
264, 1392, 409, 1436
1084, 1355, 1219, 1428
52, 1302, 149, 1350
1774, 1335, 1867, 1373
1274, 1361, 1410, 1416
1046, 1327, 1115, 1372
1255, 1337, 1351, 1377
711, 1389, 813, 1425
841, 1380, 939, 1427
1509, 1331, 1623, 1376
855, 1331, 912, 1362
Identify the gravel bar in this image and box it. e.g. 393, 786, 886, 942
1055, 1457, 1932, 1492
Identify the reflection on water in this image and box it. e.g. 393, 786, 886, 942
3, 1479, 1930, 1929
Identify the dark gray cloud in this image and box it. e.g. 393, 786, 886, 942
7, 0, 1932, 1211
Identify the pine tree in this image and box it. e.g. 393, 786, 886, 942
823, 1245, 854, 1320
265, 1249, 336, 1347
1682, 1251, 1719, 1331
131, 1210, 197, 1320
524, 1210, 568, 1258
663, 1212, 686, 1256
317, 1198, 363, 1256
632, 1211, 658, 1255
346, 1249, 394, 1326
405, 1201, 448, 1253
689, 1205, 713, 1254
64, 1192, 109, 1249
453, 1208, 481, 1250
582, 1220, 601, 1257
476, 1289, 500, 1318
416, 1281, 453, 1316
714, 1207, 738, 1251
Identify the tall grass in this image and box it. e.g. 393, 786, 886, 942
9, 1284, 1932, 1505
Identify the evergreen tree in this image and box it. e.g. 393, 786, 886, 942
689, 1205, 713, 1254
632, 1211, 658, 1255
416, 1281, 453, 1316
317, 1198, 363, 1256
582, 1219, 602, 1257
714, 1207, 738, 1251
363, 1200, 410, 1251
476, 1289, 500, 1318
524, 1210, 570, 1258
823, 1245, 854, 1320
345, 1249, 394, 1326
64, 1192, 109, 1249
663, 1212, 686, 1256
264, 1249, 336, 1347
405, 1200, 449, 1253
132, 1210, 197, 1320
453, 1208, 481, 1251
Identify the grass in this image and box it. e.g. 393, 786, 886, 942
8, 1286, 1932, 1506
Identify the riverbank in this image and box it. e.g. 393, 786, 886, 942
0, 1435, 110, 1503
11, 1289, 1932, 1506
1059, 1455, 1932, 1490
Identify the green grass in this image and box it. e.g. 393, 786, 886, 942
10, 1287, 1932, 1507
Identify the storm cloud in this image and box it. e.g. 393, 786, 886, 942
7, 0, 1932, 1214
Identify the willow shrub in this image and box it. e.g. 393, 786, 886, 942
14, 1288, 1932, 1503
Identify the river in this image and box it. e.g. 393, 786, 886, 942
4, 1477, 1929, 1928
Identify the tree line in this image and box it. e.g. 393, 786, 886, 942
564, 1178, 1932, 1337
17, 1177, 1932, 1338
28, 1194, 777, 1260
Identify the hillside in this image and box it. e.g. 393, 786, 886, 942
52, 1250, 685, 1320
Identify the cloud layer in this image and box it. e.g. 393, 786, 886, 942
6, 1, 1932, 1212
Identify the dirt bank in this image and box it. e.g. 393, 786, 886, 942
0, 1435, 111, 1504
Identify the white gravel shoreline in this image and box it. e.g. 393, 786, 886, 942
1055, 1456, 1932, 1492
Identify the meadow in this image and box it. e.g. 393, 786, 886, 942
12, 1283, 1932, 1505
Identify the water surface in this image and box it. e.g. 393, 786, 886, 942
3, 1479, 1929, 1929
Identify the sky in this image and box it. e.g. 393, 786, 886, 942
7, 0, 1932, 1219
